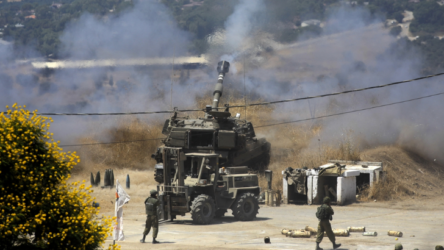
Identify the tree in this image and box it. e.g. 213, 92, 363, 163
393, 11, 404, 23
410, 1, 444, 33
0, 104, 118, 250
21, 3, 34, 12
390, 26, 402, 37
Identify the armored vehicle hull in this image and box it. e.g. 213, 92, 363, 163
152, 61, 270, 184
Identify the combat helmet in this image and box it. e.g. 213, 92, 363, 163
150, 190, 158, 196
395, 243, 403, 250
323, 196, 331, 204
436, 245, 444, 250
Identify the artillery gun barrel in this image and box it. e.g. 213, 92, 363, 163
212, 61, 230, 111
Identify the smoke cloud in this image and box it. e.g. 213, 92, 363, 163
223, 0, 265, 53
0, 1, 193, 143
1, 1, 444, 165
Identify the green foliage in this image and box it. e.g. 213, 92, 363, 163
410, 1, 444, 34
389, 26, 402, 37
392, 11, 404, 23
162, 0, 238, 40
0, 105, 117, 250
0, 0, 133, 57
274, 25, 323, 44
413, 35, 444, 72
162, 0, 334, 53
365, 0, 413, 19
264, 0, 328, 23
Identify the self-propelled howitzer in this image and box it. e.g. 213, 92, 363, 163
152, 61, 271, 183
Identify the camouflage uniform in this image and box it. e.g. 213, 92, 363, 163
316, 197, 340, 250
316, 204, 335, 244
143, 197, 159, 237
141, 190, 159, 243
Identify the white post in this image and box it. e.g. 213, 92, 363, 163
282, 171, 288, 204
312, 176, 319, 204
307, 176, 313, 205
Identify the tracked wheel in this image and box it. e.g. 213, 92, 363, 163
232, 192, 259, 221
191, 194, 215, 224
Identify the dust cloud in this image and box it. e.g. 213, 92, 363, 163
1, 1, 444, 166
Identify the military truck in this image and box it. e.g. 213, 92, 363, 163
152, 60, 271, 183
157, 147, 260, 224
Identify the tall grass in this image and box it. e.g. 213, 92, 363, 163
358, 166, 412, 202
75, 118, 163, 174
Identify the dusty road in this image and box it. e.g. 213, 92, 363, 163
100, 191, 444, 250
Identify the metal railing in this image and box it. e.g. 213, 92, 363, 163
157, 185, 189, 195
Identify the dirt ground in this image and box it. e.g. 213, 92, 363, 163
73, 144, 444, 250
91, 183, 444, 250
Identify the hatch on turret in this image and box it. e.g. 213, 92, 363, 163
207, 111, 231, 119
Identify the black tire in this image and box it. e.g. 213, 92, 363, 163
190, 194, 215, 224
232, 192, 259, 221
214, 209, 227, 218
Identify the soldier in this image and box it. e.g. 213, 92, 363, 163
395, 243, 403, 249
315, 196, 341, 250
436, 245, 444, 250
140, 190, 159, 244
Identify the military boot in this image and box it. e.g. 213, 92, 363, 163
140, 235, 146, 243
152, 238, 159, 244
316, 242, 323, 250
333, 242, 341, 249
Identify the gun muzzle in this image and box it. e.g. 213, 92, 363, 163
212, 61, 230, 111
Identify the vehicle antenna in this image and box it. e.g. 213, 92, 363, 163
170, 54, 175, 109
243, 57, 247, 120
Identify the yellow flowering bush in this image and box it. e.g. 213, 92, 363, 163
0, 104, 118, 249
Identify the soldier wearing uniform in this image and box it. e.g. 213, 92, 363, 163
315, 196, 341, 250
395, 243, 403, 249
140, 190, 159, 244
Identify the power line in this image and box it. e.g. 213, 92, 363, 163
229, 72, 444, 108
255, 92, 444, 128
60, 138, 165, 147
2, 72, 443, 116
58, 92, 444, 146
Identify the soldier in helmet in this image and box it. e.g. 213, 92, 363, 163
315, 196, 341, 250
140, 190, 159, 244
395, 243, 403, 250
436, 245, 444, 250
